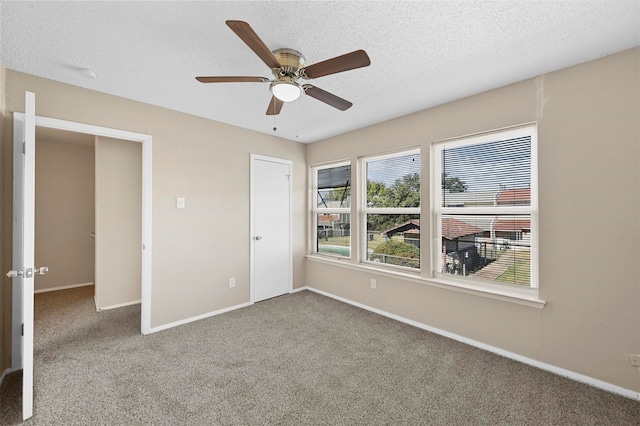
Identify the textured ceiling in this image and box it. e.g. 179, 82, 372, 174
1, 1, 638, 143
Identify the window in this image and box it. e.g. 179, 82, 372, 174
432, 125, 537, 288
362, 150, 421, 269
313, 162, 351, 257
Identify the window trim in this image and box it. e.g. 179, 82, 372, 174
306, 124, 543, 306
360, 148, 422, 271
430, 124, 539, 292
312, 161, 352, 259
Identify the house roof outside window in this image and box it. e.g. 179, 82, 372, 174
496, 188, 531, 205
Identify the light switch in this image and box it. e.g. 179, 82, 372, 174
176, 197, 185, 209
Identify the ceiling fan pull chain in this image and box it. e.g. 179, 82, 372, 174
273, 104, 277, 131
296, 96, 300, 139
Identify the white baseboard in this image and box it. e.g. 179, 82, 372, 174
95, 298, 141, 312
0, 367, 11, 387
148, 301, 254, 334
302, 286, 640, 402
34, 282, 93, 294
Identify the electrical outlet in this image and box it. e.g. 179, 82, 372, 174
176, 197, 185, 209
630, 354, 640, 367
370, 279, 377, 289
229, 277, 236, 288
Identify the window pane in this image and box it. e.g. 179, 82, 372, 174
441, 136, 530, 207
317, 165, 350, 208
317, 213, 350, 257
440, 214, 531, 286
366, 214, 420, 269
366, 153, 420, 207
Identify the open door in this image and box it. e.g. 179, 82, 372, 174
7, 91, 45, 421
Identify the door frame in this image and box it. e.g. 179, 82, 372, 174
249, 154, 293, 303
11, 113, 153, 355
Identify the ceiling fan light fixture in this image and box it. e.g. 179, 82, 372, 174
270, 81, 302, 102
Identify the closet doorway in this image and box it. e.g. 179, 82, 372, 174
34, 128, 143, 312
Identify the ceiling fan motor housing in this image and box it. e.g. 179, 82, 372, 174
272, 48, 306, 78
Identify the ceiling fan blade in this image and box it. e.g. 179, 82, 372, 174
304, 85, 353, 111
226, 20, 282, 69
301, 50, 371, 79
196, 76, 269, 83
266, 96, 284, 115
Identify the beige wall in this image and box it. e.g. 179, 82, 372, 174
95, 136, 141, 309
34, 138, 95, 291
3, 70, 307, 329
306, 48, 640, 392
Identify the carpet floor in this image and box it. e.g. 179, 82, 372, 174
1, 285, 639, 425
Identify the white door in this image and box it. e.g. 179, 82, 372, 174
251, 155, 292, 302
8, 91, 39, 420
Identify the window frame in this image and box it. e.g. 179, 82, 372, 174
311, 161, 352, 259
430, 124, 539, 293
360, 148, 421, 271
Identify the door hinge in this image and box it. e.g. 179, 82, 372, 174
22, 141, 26, 154
21, 323, 24, 336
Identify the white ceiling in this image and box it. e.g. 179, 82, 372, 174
1, 1, 638, 144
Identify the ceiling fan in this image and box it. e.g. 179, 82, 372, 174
196, 20, 371, 115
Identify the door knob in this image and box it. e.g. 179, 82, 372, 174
5, 266, 48, 278
255, 236, 262, 240
6, 269, 24, 278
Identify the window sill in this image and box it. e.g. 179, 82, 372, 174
305, 254, 546, 309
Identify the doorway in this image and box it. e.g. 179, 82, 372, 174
11, 109, 152, 420
12, 113, 153, 372
33, 129, 143, 311
250, 154, 292, 302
